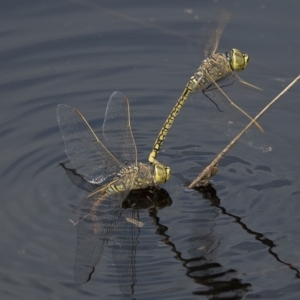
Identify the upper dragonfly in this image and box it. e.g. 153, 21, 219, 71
57, 91, 171, 287
148, 11, 263, 170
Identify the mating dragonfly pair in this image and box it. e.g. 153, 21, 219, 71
57, 44, 263, 286
58, 9, 265, 287
58, 47, 262, 205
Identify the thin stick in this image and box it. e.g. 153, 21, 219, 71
188, 74, 300, 189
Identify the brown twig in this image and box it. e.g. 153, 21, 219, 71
188, 74, 300, 188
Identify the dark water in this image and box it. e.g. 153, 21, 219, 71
1, 0, 300, 299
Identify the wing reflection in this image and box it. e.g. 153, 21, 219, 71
74, 191, 125, 285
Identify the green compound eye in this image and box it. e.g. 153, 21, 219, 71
230, 48, 249, 71
154, 163, 171, 184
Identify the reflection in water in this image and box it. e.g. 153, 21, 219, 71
149, 196, 251, 299
195, 184, 300, 279
61, 163, 172, 296
62, 163, 249, 298
61, 163, 300, 298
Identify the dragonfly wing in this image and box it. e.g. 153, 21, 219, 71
204, 9, 231, 57
102, 91, 137, 166
195, 77, 267, 150
112, 208, 140, 296
204, 75, 263, 131
59, 163, 97, 193
74, 190, 129, 284
57, 104, 124, 184
205, 74, 235, 95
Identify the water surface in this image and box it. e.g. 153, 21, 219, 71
1, 1, 300, 299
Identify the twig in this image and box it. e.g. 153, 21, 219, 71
188, 74, 300, 188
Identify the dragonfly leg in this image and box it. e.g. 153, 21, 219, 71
235, 73, 263, 91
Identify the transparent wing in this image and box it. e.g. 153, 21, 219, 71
103, 91, 137, 166
74, 190, 128, 284
193, 82, 267, 150
203, 84, 254, 130
57, 104, 124, 184
204, 9, 231, 57
204, 75, 262, 131
113, 208, 140, 296
59, 163, 97, 193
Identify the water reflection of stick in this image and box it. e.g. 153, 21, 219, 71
188, 74, 300, 188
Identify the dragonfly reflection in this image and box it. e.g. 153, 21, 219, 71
60, 163, 172, 295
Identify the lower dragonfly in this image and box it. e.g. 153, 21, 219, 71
60, 163, 172, 294
57, 91, 171, 287
148, 11, 263, 172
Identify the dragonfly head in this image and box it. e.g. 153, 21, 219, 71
154, 163, 171, 184
228, 48, 249, 71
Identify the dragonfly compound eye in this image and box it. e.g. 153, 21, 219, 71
154, 164, 171, 184
230, 48, 249, 71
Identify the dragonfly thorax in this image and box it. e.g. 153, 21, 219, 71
191, 53, 232, 92
227, 48, 249, 72
117, 163, 157, 190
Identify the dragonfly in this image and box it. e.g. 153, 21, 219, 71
57, 91, 171, 287
148, 11, 263, 169
60, 163, 172, 294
